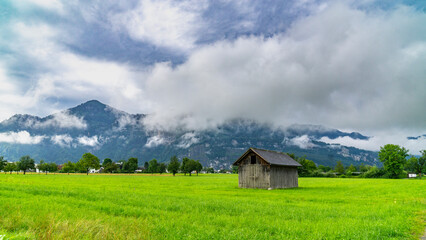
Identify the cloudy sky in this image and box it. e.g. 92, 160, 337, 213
0, 0, 425, 153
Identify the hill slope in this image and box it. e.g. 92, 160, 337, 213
0, 100, 378, 168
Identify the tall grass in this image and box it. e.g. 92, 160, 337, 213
0, 174, 424, 239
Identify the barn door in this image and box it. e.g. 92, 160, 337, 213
249, 165, 257, 188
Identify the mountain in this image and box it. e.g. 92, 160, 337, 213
0, 100, 378, 168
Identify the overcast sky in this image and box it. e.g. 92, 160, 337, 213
0, 0, 425, 153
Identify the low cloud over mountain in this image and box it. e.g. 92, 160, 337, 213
0, 1, 424, 151
0, 100, 400, 168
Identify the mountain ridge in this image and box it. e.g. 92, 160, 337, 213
0, 100, 378, 168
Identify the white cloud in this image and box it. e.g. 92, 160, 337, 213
0, 131, 45, 144
142, 3, 426, 132
0, 60, 39, 121
25, 111, 87, 129
29, 51, 144, 109
77, 135, 100, 147
114, 114, 139, 131
0, 65, 16, 93
110, 0, 208, 51
145, 135, 167, 148
320, 136, 375, 151
12, 0, 64, 14
50, 134, 73, 147
0, 21, 148, 121
320, 131, 426, 155
284, 124, 336, 136
285, 135, 316, 149
177, 132, 199, 148
0, 64, 28, 121
0, 0, 425, 157
0, 23, 61, 120
47, 112, 87, 129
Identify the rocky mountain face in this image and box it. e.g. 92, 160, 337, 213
0, 100, 378, 168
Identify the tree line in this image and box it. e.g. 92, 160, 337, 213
0, 153, 102, 175
0, 153, 205, 176
0, 155, 37, 175
1, 144, 423, 178
289, 144, 425, 179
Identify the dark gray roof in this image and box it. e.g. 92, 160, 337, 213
233, 148, 302, 167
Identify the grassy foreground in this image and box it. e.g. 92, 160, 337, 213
0, 174, 424, 239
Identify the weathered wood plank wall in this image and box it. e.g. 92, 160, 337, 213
238, 154, 270, 189
269, 166, 298, 189
237, 152, 299, 189
238, 164, 270, 189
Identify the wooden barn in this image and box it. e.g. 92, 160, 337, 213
233, 148, 302, 189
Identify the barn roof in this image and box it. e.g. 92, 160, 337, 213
233, 148, 302, 167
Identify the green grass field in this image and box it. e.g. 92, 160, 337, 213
0, 174, 424, 239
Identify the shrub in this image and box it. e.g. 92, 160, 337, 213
324, 171, 336, 178
361, 166, 385, 178
311, 170, 325, 177
399, 170, 408, 179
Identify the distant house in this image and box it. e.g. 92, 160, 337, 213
233, 148, 302, 189
89, 168, 100, 173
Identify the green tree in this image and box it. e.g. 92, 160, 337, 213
48, 162, 58, 173
287, 153, 297, 160
103, 162, 118, 173
406, 150, 425, 177
116, 160, 126, 172
158, 163, 167, 174
122, 160, 129, 173
194, 160, 203, 176
17, 155, 35, 175
102, 158, 118, 173
4, 162, 17, 174
359, 163, 369, 173
184, 159, 197, 176
126, 157, 138, 173
148, 159, 159, 173
62, 161, 75, 174
420, 150, 426, 176
318, 165, 331, 172
0, 156, 6, 171
167, 156, 180, 176
102, 158, 112, 167
406, 156, 418, 172
379, 144, 408, 179
143, 162, 149, 172
347, 164, 357, 172
289, 153, 316, 176
297, 158, 317, 176
74, 161, 87, 173
37, 160, 48, 175
362, 165, 385, 178
335, 161, 345, 174
232, 165, 238, 174
346, 164, 357, 176
181, 157, 190, 175
78, 153, 100, 175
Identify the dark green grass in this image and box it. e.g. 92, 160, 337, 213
0, 174, 424, 239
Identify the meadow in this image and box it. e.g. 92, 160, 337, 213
0, 174, 424, 239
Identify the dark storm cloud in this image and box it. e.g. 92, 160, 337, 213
0, 0, 425, 153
